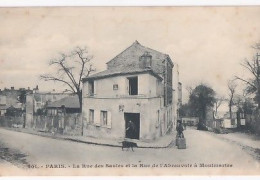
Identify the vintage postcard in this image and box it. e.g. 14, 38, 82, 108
0, 6, 260, 176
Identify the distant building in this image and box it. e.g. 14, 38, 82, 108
208, 102, 239, 129
82, 41, 181, 141
25, 89, 73, 128
46, 95, 80, 115
182, 117, 199, 126
0, 105, 7, 116
0, 86, 33, 116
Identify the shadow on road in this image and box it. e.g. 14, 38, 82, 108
0, 142, 29, 168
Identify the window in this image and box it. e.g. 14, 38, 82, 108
89, 109, 94, 124
88, 80, 94, 96
100, 111, 108, 126
128, 77, 138, 95
48, 109, 57, 116
113, 84, 118, 90
231, 118, 235, 125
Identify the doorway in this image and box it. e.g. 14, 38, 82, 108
124, 113, 140, 140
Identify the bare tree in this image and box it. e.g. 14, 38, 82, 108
228, 80, 237, 119
40, 47, 95, 112
235, 42, 260, 108
214, 95, 225, 116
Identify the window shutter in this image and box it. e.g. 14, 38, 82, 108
94, 110, 100, 126
107, 111, 112, 128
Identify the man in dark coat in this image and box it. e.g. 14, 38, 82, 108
126, 120, 136, 139
176, 120, 184, 138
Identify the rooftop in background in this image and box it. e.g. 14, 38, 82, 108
0, 86, 33, 92
46, 95, 80, 109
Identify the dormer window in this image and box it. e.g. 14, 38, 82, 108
139, 52, 152, 69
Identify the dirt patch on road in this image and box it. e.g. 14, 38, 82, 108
0, 142, 29, 168
209, 132, 260, 162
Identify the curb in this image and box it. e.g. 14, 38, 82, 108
2, 127, 175, 149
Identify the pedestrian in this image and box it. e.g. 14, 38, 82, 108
183, 122, 187, 130
176, 120, 184, 138
126, 120, 136, 139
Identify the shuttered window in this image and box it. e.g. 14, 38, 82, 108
100, 111, 108, 126
100, 110, 112, 128
94, 110, 100, 126
107, 111, 112, 129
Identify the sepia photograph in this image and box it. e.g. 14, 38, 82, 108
0, 5, 260, 176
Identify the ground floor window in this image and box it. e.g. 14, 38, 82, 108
89, 109, 94, 124
47, 109, 57, 116
100, 111, 108, 126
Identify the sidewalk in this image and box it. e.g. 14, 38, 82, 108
2, 127, 176, 148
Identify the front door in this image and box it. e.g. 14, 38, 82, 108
124, 113, 140, 140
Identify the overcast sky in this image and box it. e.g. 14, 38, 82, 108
0, 7, 260, 103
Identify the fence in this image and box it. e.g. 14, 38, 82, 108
0, 113, 83, 136
0, 116, 24, 128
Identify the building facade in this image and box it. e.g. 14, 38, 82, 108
82, 41, 181, 141
25, 90, 72, 128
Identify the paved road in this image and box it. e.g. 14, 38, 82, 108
0, 127, 259, 175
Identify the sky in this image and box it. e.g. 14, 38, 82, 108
0, 7, 260, 103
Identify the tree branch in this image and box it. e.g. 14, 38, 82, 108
235, 76, 257, 89
40, 75, 76, 93
241, 60, 258, 79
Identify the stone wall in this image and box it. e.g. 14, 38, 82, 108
0, 113, 82, 136
32, 113, 82, 136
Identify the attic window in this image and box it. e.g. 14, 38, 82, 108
139, 52, 152, 69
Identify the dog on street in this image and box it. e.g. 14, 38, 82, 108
121, 141, 138, 151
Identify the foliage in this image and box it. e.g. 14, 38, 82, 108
188, 84, 216, 126
18, 89, 27, 104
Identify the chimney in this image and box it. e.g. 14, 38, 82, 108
28, 87, 30, 90
11, 87, 14, 90
139, 52, 152, 69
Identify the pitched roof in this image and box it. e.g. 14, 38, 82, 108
46, 96, 80, 109
83, 41, 173, 81
83, 67, 163, 81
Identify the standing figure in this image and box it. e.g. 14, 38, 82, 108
176, 120, 184, 138
126, 120, 136, 139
